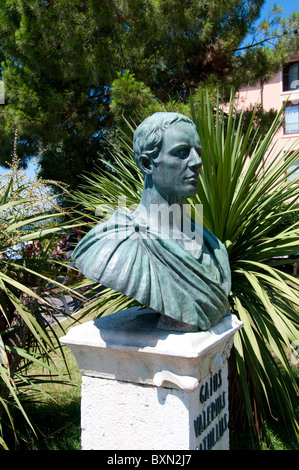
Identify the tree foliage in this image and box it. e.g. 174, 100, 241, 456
0, 1, 298, 186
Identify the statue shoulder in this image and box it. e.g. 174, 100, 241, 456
202, 226, 226, 252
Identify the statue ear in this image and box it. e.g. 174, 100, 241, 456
139, 155, 153, 175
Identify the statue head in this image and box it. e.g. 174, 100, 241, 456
133, 112, 202, 203
133, 112, 196, 172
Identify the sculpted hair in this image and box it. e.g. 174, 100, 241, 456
133, 112, 195, 173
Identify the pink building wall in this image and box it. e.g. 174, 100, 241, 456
237, 56, 299, 155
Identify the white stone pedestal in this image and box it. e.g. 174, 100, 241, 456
60, 307, 243, 450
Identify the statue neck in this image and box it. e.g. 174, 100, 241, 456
138, 177, 184, 209
133, 179, 186, 235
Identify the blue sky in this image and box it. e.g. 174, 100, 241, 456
261, 0, 298, 19
240, 0, 298, 47
0, 0, 298, 180
0, 158, 39, 179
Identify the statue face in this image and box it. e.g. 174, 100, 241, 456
151, 121, 202, 202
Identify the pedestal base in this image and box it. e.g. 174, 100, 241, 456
60, 307, 243, 450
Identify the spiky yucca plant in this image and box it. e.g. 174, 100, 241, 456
0, 160, 81, 449
73, 91, 299, 441
190, 91, 299, 439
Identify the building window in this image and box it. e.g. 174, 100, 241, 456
284, 102, 299, 134
288, 160, 299, 182
283, 61, 299, 92
285, 152, 299, 183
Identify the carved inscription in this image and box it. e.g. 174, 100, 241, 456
194, 370, 228, 450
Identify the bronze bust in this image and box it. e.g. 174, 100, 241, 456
73, 112, 231, 331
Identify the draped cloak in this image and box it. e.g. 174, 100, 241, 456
73, 209, 231, 330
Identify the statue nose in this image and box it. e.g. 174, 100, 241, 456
189, 148, 202, 168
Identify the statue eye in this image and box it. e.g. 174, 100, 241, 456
175, 148, 190, 159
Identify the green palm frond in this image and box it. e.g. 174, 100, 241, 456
191, 90, 299, 438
